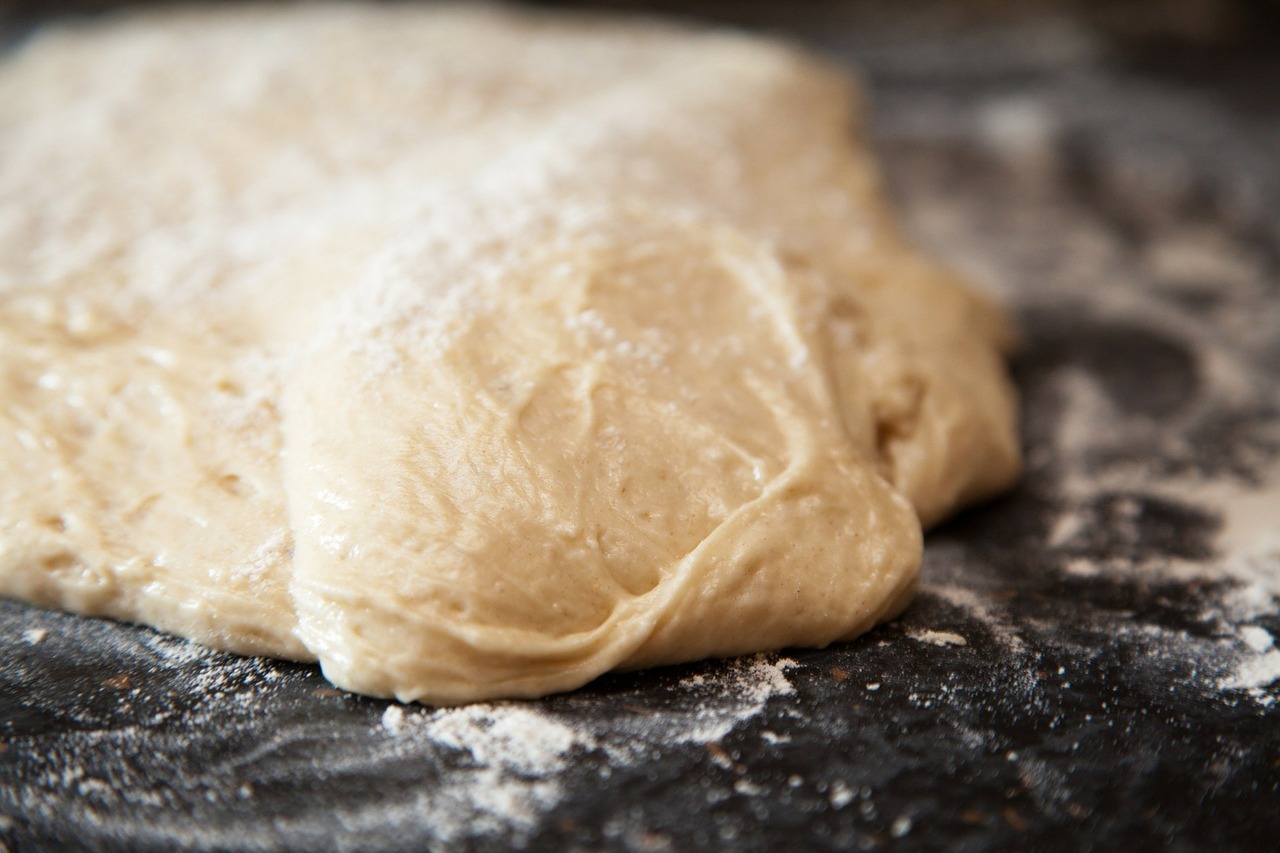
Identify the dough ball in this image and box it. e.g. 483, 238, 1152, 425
0, 3, 1019, 703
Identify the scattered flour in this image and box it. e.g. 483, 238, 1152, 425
907, 629, 968, 647
921, 582, 1027, 654
1220, 651, 1280, 692
380, 704, 586, 840
380, 705, 405, 735
828, 780, 855, 809
978, 330, 1280, 700
0, 622, 801, 850
1176, 467, 1280, 693
1239, 626, 1274, 654
662, 656, 798, 746
347, 654, 801, 842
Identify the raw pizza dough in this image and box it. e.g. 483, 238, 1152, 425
0, 3, 1020, 703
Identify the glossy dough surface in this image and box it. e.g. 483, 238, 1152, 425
0, 3, 1019, 702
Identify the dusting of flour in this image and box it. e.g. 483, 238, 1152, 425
362, 655, 799, 841
0, 616, 801, 851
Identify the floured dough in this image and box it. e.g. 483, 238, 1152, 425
0, 3, 1020, 703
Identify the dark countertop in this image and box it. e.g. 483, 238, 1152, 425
2, 3, 1278, 850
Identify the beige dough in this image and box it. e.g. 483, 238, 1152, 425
0, 3, 1019, 703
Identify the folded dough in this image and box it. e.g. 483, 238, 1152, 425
0, 3, 1019, 703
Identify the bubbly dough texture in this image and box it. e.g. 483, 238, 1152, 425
0, 3, 1019, 703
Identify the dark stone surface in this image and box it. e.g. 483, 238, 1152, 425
2, 3, 1278, 851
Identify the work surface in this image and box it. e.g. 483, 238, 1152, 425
2, 4, 1279, 850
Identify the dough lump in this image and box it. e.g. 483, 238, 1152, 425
0, 3, 1019, 703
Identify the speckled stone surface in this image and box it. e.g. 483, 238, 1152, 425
2, 3, 1278, 851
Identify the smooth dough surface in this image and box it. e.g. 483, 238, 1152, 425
0, 3, 1020, 703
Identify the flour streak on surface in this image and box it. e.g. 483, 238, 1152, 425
363, 655, 799, 842
0, 629, 801, 849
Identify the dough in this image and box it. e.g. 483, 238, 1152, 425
0, 3, 1019, 703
